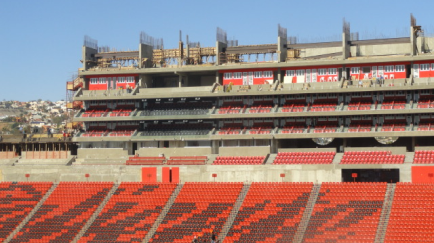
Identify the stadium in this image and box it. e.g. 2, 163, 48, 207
1, 15, 434, 242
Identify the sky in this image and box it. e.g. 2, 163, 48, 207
1, 0, 434, 102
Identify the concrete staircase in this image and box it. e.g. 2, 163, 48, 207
404, 152, 415, 163
206, 154, 219, 165
293, 183, 322, 243
142, 183, 184, 243
217, 183, 251, 242
71, 183, 120, 243
332, 152, 344, 164
374, 183, 396, 243
4, 183, 59, 243
265, 153, 278, 164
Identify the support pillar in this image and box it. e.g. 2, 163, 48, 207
271, 138, 278, 154
212, 140, 219, 154
411, 137, 416, 152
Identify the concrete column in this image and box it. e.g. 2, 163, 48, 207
342, 32, 350, 59
271, 139, 278, 154
215, 71, 222, 85
216, 41, 227, 66
277, 36, 287, 63
82, 46, 97, 70
139, 44, 153, 68
410, 61, 414, 77
277, 68, 282, 83
212, 140, 219, 154
411, 137, 416, 152
410, 26, 417, 56
139, 74, 153, 88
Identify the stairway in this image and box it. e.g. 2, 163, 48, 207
374, 183, 396, 243
218, 183, 251, 242
293, 183, 322, 243
142, 183, 184, 243
404, 152, 415, 163
71, 183, 120, 243
206, 154, 219, 164
4, 183, 58, 243
265, 153, 278, 164
332, 152, 343, 164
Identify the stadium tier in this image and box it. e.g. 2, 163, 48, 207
0, 182, 432, 242
78, 183, 176, 243
2, 15, 434, 242
10, 182, 112, 243
0, 182, 53, 242
150, 182, 243, 242
226, 182, 313, 242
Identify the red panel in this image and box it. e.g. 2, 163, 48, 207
162, 167, 171, 183
171, 167, 179, 183
412, 166, 434, 183
141, 167, 157, 182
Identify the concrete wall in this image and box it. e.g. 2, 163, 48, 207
350, 43, 410, 57
0, 163, 413, 183
219, 146, 270, 156
77, 148, 129, 160
82, 46, 97, 70
139, 44, 153, 68
303, 46, 342, 58
136, 147, 212, 157
344, 146, 407, 155
414, 146, 434, 151
0, 152, 17, 159
23, 151, 70, 159
200, 76, 215, 86
278, 148, 336, 152
139, 74, 153, 88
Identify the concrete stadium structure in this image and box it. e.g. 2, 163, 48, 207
1, 16, 434, 184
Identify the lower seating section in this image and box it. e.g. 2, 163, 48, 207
348, 122, 372, 132
166, 156, 208, 165
218, 123, 243, 135
340, 151, 405, 164
281, 126, 304, 134
417, 98, 434, 108
225, 182, 313, 243
313, 122, 337, 133
11, 182, 113, 243
141, 123, 212, 136
143, 102, 212, 116
348, 100, 372, 110
273, 152, 336, 164
150, 182, 243, 243
249, 105, 273, 113
126, 156, 166, 165
0, 182, 52, 242
385, 183, 434, 242
78, 183, 176, 243
310, 103, 336, 112
108, 130, 136, 137
82, 129, 108, 137
282, 103, 305, 112
213, 156, 266, 165
381, 122, 406, 132
109, 109, 132, 117
249, 123, 274, 134
413, 150, 434, 164
417, 121, 434, 131
381, 99, 406, 109
303, 182, 386, 243
82, 109, 109, 118
218, 103, 245, 114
